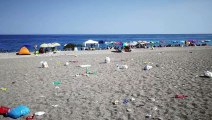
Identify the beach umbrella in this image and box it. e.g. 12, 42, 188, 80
47, 43, 54, 47
52, 43, 61, 47
129, 41, 137, 46
123, 43, 128, 47
40, 43, 48, 48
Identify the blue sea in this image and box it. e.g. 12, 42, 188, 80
0, 34, 212, 52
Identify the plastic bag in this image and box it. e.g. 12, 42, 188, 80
204, 71, 212, 78
105, 57, 111, 63
64, 62, 69, 66
40, 61, 48, 68
117, 64, 128, 69
7, 105, 30, 119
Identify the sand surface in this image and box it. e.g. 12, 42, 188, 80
0, 46, 212, 120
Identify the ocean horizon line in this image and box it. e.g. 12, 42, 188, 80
0, 33, 212, 36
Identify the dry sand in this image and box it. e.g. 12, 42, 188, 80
0, 46, 212, 120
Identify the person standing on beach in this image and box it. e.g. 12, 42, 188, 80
34, 44, 37, 55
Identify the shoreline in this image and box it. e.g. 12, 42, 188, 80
0, 46, 212, 59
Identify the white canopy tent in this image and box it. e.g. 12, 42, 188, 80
83, 39, 99, 48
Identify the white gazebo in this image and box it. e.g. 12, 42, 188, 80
83, 39, 99, 49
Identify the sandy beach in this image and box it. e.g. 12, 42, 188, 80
0, 46, 212, 120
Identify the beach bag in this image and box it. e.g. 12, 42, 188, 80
40, 61, 48, 68
105, 57, 111, 63
7, 105, 30, 119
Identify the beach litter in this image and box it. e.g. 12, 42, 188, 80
75, 74, 80, 77
53, 81, 61, 85
153, 106, 158, 111
204, 71, 212, 78
145, 114, 152, 119
52, 105, 59, 107
7, 105, 30, 119
112, 100, 119, 105
156, 64, 160, 67
0, 106, 10, 116
40, 61, 48, 68
0, 88, 7, 91
86, 67, 96, 75
55, 86, 60, 89
144, 62, 153, 64
39, 95, 45, 98
64, 62, 69, 66
105, 57, 111, 63
144, 65, 153, 70
175, 95, 188, 99
79, 65, 91, 68
34, 111, 45, 116
150, 98, 156, 102
117, 64, 128, 69
26, 114, 35, 120
126, 108, 132, 112
69, 60, 78, 63
123, 99, 129, 104
131, 97, 135, 101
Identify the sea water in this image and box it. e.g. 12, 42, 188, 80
0, 34, 212, 52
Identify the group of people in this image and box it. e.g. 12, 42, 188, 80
33, 45, 56, 54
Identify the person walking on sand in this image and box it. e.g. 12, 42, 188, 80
34, 44, 37, 55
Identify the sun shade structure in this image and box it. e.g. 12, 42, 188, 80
17, 46, 31, 55
40, 43, 60, 48
83, 39, 99, 48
